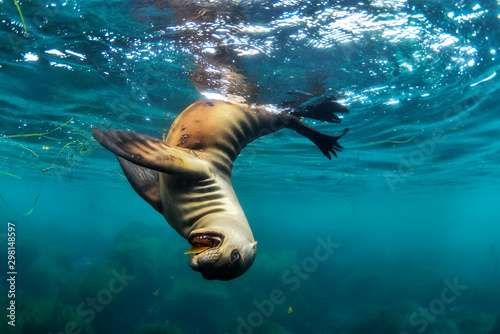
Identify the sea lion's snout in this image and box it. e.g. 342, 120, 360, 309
186, 228, 257, 280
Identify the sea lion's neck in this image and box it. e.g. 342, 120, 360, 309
160, 169, 250, 237
191, 211, 255, 243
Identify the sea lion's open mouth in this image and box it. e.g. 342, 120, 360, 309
185, 232, 224, 255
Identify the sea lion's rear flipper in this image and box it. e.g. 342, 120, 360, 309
290, 99, 349, 123
283, 94, 349, 123
283, 115, 349, 160
92, 128, 210, 180
116, 156, 162, 213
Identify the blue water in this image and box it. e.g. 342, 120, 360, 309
1, 0, 500, 333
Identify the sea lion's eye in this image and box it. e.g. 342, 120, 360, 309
231, 250, 240, 262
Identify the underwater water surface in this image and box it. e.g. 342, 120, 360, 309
1, 0, 500, 333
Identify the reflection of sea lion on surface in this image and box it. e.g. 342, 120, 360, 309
166, 0, 258, 102
92, 1, 349, 280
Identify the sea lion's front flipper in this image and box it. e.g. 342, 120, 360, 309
92, 128, 210, 180
116, 156, 162, 213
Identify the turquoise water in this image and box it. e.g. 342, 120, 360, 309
1, 0, 500, 333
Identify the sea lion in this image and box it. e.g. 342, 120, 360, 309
92, 99, 348, 280
92, 1, 349, 280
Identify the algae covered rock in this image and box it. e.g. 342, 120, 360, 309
255, 320, 287, 334
16, 296, 95, 334
131, 322, 184, 334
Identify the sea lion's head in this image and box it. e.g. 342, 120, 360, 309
186, 219, 257, 280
